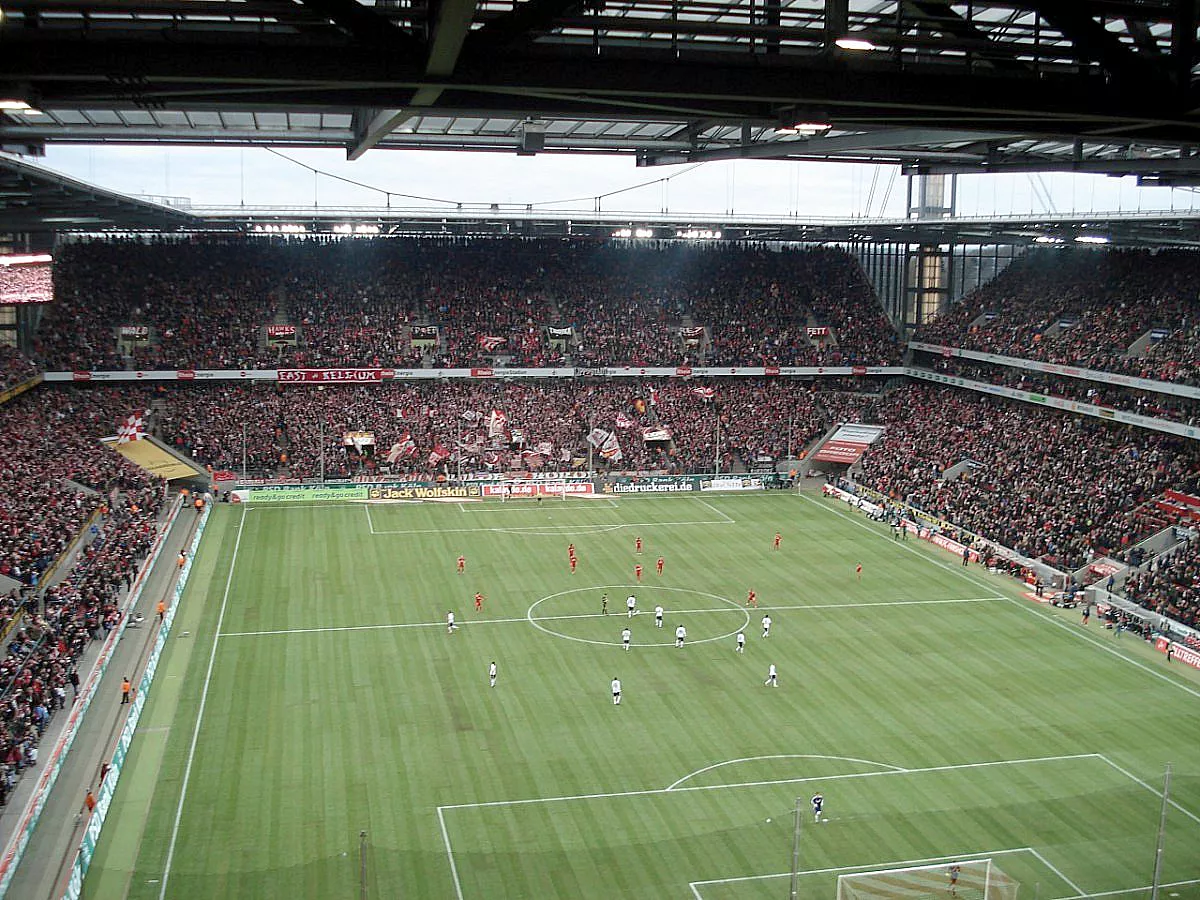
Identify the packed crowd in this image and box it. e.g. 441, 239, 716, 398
41, 238, 901, 371
915, 354, 1200, 427
0, 386, 164, 798
841, 385, 1200, 572
1125, 533, 1200, 628
0, 346, 37, 393
154, 379, 836, 480
916, 248, 1200, 385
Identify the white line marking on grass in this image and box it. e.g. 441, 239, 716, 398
696, 498, 736, 523
1052, 878, 1200, 899
364, 503, 375, 534
438, 754, 1100, 812
666, 754, 907, 791
800, 494, 1200, 702
1029, 848, 1088, 897
689, 848, 1032, 889
218, 597, 1004, 638
158, 505, 247, 900
437, 806, 466, 900
1096, 753, 1200, 828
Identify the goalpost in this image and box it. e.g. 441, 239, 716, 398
836, 858, 1020, 900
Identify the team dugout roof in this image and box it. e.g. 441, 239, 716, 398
1, 0, 1200, 181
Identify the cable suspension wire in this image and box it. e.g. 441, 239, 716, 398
263, 146, 709, 212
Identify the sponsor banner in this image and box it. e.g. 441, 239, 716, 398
28, 498, 188, 900
46, 370, 269, 382
246, 486, 369, 503
277, 368, 387, 384
813, 440, 870, 464
211, 470, 237, 482
603, 479, 697, 494
1156, 637, 1200, 670
908, 368, 1200, 441
367, 485, 482, 500
908, 341, 1200, 401
675, 366, 693, 377
700, 476, 763, 493
480, 482, 595, 498
43, 366, 905, 382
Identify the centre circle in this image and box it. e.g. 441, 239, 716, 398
526, 585, 752, 648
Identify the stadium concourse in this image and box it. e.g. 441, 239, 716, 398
0, 237, 1199, 856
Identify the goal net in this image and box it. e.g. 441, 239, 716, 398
836, 858, 1019, 900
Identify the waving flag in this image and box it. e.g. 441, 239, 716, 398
600, 431, 623, 462
386, 432, 418, 463
428, 443, 451, 466
691, 386, 715, 401
487, 409, 508, 438
116, 411, 145, 444
615, 412, 636, 430
478, 335, 507, 352
648, 386, 660, 408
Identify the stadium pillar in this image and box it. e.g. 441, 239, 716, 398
904, 173, 956, 329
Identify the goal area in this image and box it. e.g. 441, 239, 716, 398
836, 858, 1020, 900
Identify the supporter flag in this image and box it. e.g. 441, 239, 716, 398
478, 335, 507, 352
691, 386, 715, 401
386, 432, 418, 463
510, 427, 527, 446
535, 440, 554, 456
428, 443, 451, 466
487, 409, 508, 438
649, 386, 660, 407
633, 398, 647, 415
116, 411, 146, 444
587, 428, 609, 449
600, 431, 623, 462
461, 410, 483, 422
615, 412, 636, 430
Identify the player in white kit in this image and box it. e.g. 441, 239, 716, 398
764, 663, 778, 686
611, 677, 622, 705
621, 627, 632, 651
489, 661, 497, 687
675, 624, 686, 648
761, 614, 772, 638
736, 631, 745, 653
654, 605, 664, 627
626, 595, 637, 617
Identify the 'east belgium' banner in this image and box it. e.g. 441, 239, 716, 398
277, 368, 389, 384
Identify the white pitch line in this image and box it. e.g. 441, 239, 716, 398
689, 848, 1031, 887
218, 597, 995, 638
367, 519, 734, 535
1096, 753, 1200, 828
364, 503, 375, 534
437, 806, 466, 900
1030, 848, 1088, 898
800, 494, 1200, 702
1051, 877, 1200, 899
439, 753, 1100, 812
667, 754, 907, 791
696, 498, 736, 523
158, 505, 247, 900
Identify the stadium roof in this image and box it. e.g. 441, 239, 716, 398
2, 1, 1200, 180
0, 152, 199, 231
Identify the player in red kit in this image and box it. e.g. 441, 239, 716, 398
635, 564, 643, 582
635, 536, 643, 554
569, 555, 578, 574
746, 589, 757, 608
457, 555, 466, 574
567, 543, 575, 560
856, 562, 863, 581
474, 592, 484, 612
773, 532, 782, 550
656, 556, 664, 576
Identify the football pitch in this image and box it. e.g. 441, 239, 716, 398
85, 492, 1200, 900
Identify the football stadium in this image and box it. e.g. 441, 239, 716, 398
1, 3, 1200, 899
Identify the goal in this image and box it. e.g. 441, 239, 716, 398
836, 858, 1020, 900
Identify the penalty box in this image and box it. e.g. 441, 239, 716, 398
437, 754, 1200, 900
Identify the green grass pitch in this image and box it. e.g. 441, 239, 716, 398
84, 492, 1200, 900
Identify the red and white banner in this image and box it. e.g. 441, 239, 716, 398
277, 368, 387, 384
266, 325, 297, 338
478, 335, 506, 352
1156, 637, 1200, 670
813, 440, 871, 464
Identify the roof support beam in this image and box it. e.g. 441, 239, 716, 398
906, 155, 1200, 176
639, 128, 1014, 166
346, 0, 478, 159
466, 0, 584, 56
295, 0, 424, 55
903, 0, 1028, 72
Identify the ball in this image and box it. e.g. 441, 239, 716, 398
765, 818, 771, 823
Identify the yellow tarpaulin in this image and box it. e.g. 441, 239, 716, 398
103, 438, 203, 481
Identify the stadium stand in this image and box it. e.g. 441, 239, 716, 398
0, 387, 163, 803
915, 247, 1200, 385
40, 239, 901, 370
1125, 534, 1200, 628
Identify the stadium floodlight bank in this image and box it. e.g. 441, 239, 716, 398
836, 858, 1019, 900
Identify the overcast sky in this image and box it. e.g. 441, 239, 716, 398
39, 145, 1200, 221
